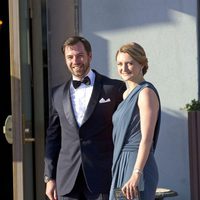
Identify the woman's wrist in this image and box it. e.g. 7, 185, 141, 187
133, 169, 143, 175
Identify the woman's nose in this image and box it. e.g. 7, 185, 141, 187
121, 63, 128, 71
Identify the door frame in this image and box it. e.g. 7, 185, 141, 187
8, 0, 45, 199
9, 0, 24, 199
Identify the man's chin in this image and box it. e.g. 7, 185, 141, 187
72, 66, 90, 78
73, 72, 84, 78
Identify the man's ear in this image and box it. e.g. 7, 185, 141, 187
89, 52, 92, 61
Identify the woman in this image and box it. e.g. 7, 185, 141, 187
109, 42, 161, 200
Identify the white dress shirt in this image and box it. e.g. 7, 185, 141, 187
70, 70, 95, 127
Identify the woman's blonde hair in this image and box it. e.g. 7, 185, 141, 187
116, 42, 148, 75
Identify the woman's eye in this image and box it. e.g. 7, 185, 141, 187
117, 63, 122, 66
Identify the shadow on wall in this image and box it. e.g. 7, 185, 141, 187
155, 108, 190, 200
81, 0, 195, 32
81, 0, 195, 78
86, 35, 109, 75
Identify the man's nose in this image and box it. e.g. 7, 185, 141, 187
72, 56, 78, 63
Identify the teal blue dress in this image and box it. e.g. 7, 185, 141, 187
109, 81, 161, 200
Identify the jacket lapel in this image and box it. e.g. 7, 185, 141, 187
62, 81, 78, 129
81, 72, 102, 125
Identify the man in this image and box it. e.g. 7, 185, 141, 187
44, 36, 126, 200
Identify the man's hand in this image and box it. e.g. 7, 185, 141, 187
45, 179, 57, 200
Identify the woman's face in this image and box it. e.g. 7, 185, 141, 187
116, 52, 143, 82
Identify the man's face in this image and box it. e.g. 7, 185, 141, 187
64, 41, 92, 79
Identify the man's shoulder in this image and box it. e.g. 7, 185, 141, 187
94, 69, 124, 85
51, 80, 70, 95
103, 76, 124, 86
52, 82, 64, 92
94, 70, 126, 94
100, 75, 125, 91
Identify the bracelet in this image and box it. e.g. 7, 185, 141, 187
133, 169, 143, 175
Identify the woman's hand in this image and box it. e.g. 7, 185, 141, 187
122, 173, 140, 200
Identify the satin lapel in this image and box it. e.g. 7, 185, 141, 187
81, 73, 102, 125
62, 81, 78, 129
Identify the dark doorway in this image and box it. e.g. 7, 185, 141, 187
0, 0, 13, 199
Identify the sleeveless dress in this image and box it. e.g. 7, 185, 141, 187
109, 81, 161, 200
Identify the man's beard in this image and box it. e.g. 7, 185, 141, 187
72, 63, 90, 78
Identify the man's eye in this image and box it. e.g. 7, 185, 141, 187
78, 55, 84, 59
66, 56, 72, 60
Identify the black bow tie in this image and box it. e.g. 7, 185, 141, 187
72, 76, 91, 89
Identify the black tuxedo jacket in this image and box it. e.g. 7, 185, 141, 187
44, 70, 126, 195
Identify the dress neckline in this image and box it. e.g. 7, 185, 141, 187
124, 81, 146, 100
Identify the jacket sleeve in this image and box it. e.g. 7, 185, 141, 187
44, 94, 61, 179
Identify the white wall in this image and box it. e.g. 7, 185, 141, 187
80, 0, 198, 199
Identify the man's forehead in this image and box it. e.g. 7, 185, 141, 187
65, 44, 86, 54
